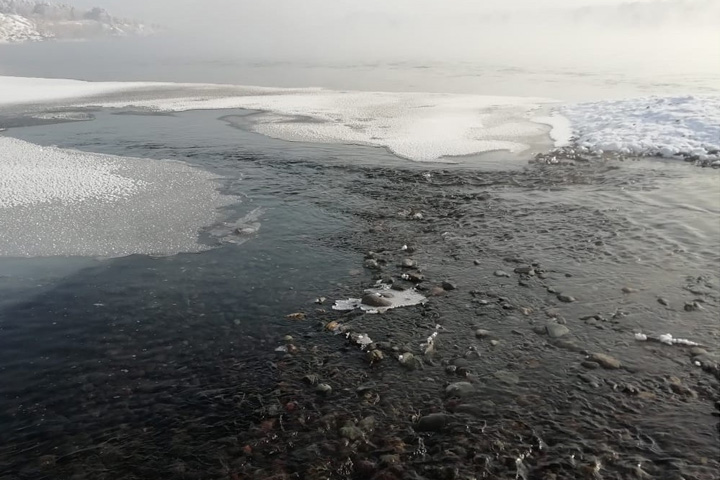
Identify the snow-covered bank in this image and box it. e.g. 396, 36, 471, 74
559, 96, 720, 161
0, 137, 234, 257
0, 76, 157, 106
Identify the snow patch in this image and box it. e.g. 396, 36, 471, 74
559, 95, 720, 159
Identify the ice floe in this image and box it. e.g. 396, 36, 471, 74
0, 137, 235, 257
559, 95, 720, 160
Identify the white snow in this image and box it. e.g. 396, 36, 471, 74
559, 95, 720, 159
0, 137, 234, 257
0, 137, 144, 208
0, 12, 44, 43
0, 76, 159, 107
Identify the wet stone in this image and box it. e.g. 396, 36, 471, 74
557, 294, 576, 303
622, 287, 638, 294
658, 297, 670, 307
441, 281, 457, 291
446, 381, 476, 398
428, 286, 446, 297
494, 270, 511, 278
514, 266, 535, 275
401, 258, 417, 268
361, 293, 393, 308
581, 361, 600, 370
590, 353, 621, 369
340, 425, 364, 441
546, 323, 570, 338
475, 329, 491, 339
415, 413, 448, 432
316, 383, 333, 395
493, 370, 520, 385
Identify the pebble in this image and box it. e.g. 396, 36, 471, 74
684, 301, 701, 312
490, 340, 500, 347
365, 350, 384, 364
589, 353, 621, 369
494, 270, 511, 278
406, 272, 424, 283
546, 323, 570, 338
441, 281, 457, 291
622, 287, 638, 294
428, 286, 446, 297
340, 425, 364, 440
657, 297, 670, 307
401, 258, 417, 268
514, 266, 535, 275
493, 370, 520, 385
473, 259, 481, 266
316, 383, 333, 395
475, 329, 492, 339
557, 294, 576, 303
445, 382, 476, 398
415, 413, 448, 432
364, 259, 380, 270
581, 361, 600, 370
361, 293, 393, 307
547, 286, 558, 294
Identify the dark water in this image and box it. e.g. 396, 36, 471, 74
0, 110, 718, 479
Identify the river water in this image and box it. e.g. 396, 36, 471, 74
0, 106, 718, 479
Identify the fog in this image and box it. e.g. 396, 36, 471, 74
1, 0, 717, 98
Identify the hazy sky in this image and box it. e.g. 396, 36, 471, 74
50, 0, 720, 73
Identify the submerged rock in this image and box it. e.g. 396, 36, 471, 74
494, 270, 511, 278
589, 353, 621, 369
415, 413, 448, 432
546, 323, 570, 338
557, 294, 576, 303
445, 382, 475, 398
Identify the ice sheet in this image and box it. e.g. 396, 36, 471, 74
93, 91, 556, 162
0, 137, 234, 257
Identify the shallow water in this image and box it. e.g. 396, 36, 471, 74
0, 110, 718, 479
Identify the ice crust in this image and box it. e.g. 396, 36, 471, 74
0, 137, 144, 208
0, 137, 233, 257
95, 91, 556, 162
559, 95, 720, 159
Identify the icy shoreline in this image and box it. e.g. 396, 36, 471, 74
1, 76, 719, 163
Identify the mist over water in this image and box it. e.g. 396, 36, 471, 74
1, 0, 718, 99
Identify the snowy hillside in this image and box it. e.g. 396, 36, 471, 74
0, 0, 152, 44
0, 11, 46, 42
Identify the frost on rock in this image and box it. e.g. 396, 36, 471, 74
333, 284, 426, 314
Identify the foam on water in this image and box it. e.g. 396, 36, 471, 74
0, 137, 235, 257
